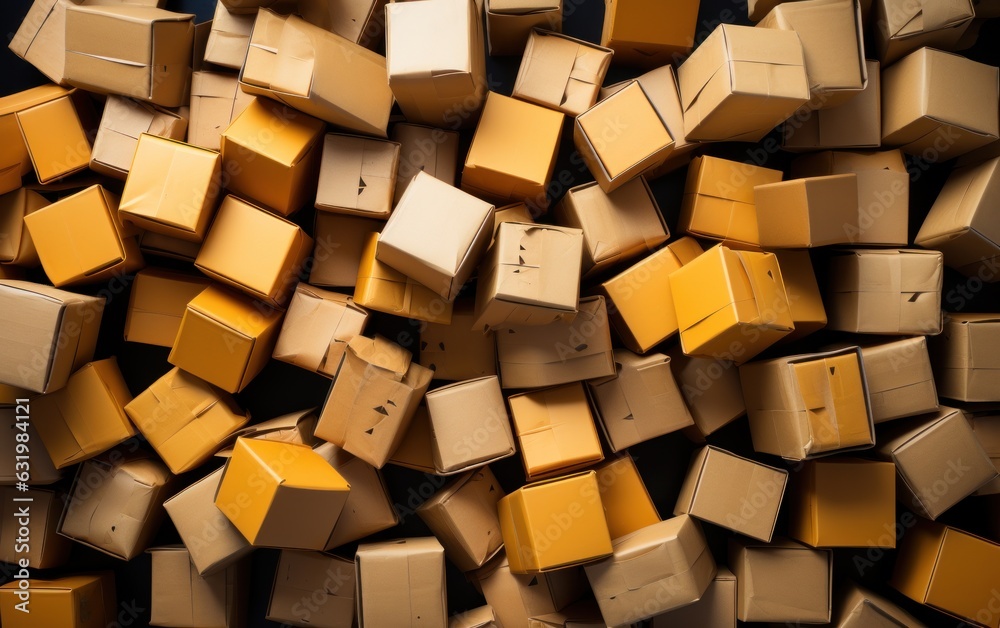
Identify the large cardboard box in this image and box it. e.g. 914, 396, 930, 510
667, 347, 746, 438
8, 0, 76, 86
0, 573, 115, 628
316, 133, 400, 218
266, 550, 356, 628
205, 0, 254, 69
392, 122, 460, 205
600, 0, 699, 67
649, 567, 737, 628
783, 60, 882, 151
123, 268, 211, 347
0, 85, 73, 193
0, 188, 46, 266
354, 232, 454, 324
873, 0, 974, 64
754, 174, 860, 248
90, 95, 187, 180
509, 383, 604, 480
426, 377, 515, 474
859, 337, 939, 422
312, 213, 384, 288
677, 24, 810, 142
585, 516, 716, 625
355, 537, 448, 627
188, 71, 256, 151
273, 284, 368, 378
64, 5, 194, 107
0, 487, 71, 568
149, 546, 247, 628
419, 300, 497, 380
15, 93, 90, 184
512, 30, 612, 116
486, 0, 562, 56
476, 553, 588, 628
832, 581, 926, 628
729, 537, 832, 623
0, 405, 61, 485
773, 250, 827, 342
313, 442, 399, 548
932, 314, 1000, 401
527, 600, 605, 627
593, 455, 660, 539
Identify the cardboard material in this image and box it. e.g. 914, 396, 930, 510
316, 133, 400, 218
149, 546, 247, 628
493, 203, 535, 237
0, 188, 46, 266
593, 455, 660, 539
451, 605, 497, 628
220, 409, 319, 454
527, 599, 605, 627
419, 301, 497, 380
387, 404, 438, 474
0, 573, 115, 628
600, 0, 699, 67
0, 405, 61, 485
296, 0, 386, 50
354, 232, 454, 324
772, 250, 827, 342
650, 567, 737, 628
205, 0, 254, 69
860, 337, 939, 422
426, 377, 515, 474
124, 268, 211, 347
188, 71, 256, 151
476, 553, 588, 628
273, 284, 369, 378
139, 230, 202, 262
667, 347, 746, 438
968, 413, 1000, 496
874, 0, 975, 64
311, 213, 384, 288
932, 314, 1000, 402
783, 60, 882, 150
486, 0, 561, 56
392, 122, 460, 205
754, 174, 861, 247
266, 550, 356, 627
355, 537, 448, 627
833, 581, 926, 628
0, 85, 73, 193
729, 537, 832, 623
313, 442, 399, 549
512, 30, 612, 117
0, 487, 71, 568
90, 95, 187, 180
15, 94, 90, 184
8, 0, 76, 86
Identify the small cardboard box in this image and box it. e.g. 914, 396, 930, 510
882, 47, 999, 160
498, 471, 613, 573
417, 467, 506, 571
59, 454, 173, 560
452, 605, 497, 628
474, 222, 583, 331
33, 358, 136, 469
139, 229, 202, 262
832, 581, 925, 628
0, 85, 72, 193
587, 350, 693, 452
205, 0, 254, 69
315, 335, 433, 468
0, 573, 115, 628
555, 177, 668, 277
376, 171, 495, 301
783, 60, 882, 151
24, 185, 144, 287
508, 383, 604, 480
729, 537, 832, 623
674, 445, 788, 542
476, 553, 588, 628
220, 409, 319, 453
90, 95, 187, 180
385, 0, 486, 128
215, 438, 350, 549
124, 268, 211, 347
387, 404, 438, 474
124, 367, 250, 474
593, 455, 660, 539
0, 280, 103, 393
859, 337, 939, 422
426, 377, 515, 474
677, 24, 810, 142
600, 0, 699, 67
741, 347, 876, 460
932, 314, 1000, 402
461, 92, 564, 211
316, 133, 400, 218
313, 442, 399, 548
355, 537, 448, 627
772, 250, 827, 342
15, 94, 90, 184
188, 71, 256, 151
273, 284, 369, 378
311, 213, 385, 288
267, 550, 356, 628
512, 30, 612, 117
667, 347, 746, 438
0, 405, 61, 485
669, 246, 794, 363
873, 0, 974, 64
419, 300, 497, 381
486, 0, 562, 56
754, 174, 860, 248
0, 188, 46, 266
354, 232, 454, 324
168, 284, 285, 393
149, 546, 248, 628
585, 515, 716, 626
892, 519, 1000, 627
825, 249, 944, 335
392, 122, 460, 205
220, 98, 325, 216
597, 237, 704, 353
65, 5, 194, 107
649, 566, 737, 628
0, 487, 71, 569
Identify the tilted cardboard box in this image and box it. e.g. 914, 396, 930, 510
354, 232, 454, 324
219, 409, 319, 454
475, 553, 588, 628
90, 95, 187, 180
873, 0, 974, 64
0, 487, 71, 569
729, 537, 832, 623
754, 174, 860, 248
392, 122, 460, 205
0, 573, 116, 628
773, 250, 827, 342
316, 133, 400, 219
149, 546, 248, 628
832, 581, 926, 628
297, 0, 386, 51
273, 284, 369, 378
486, 0, 562, 56
592, 455, 660, 540
783, 60, 882, 151
859, 336, 939, 422
418, 300, 497, 381
386, 404, 438, 474
266, 550, 356, 628
0, 404, 61, 485
355, 538, 448, 627
314, 442, 399, 549
932, 313, 1000, 401
15, 93, 90, 184
650, 567, 737, 628
968, 412, 1000, 495
139, 229, 202, 262
312, 213, 385, 289
426, 377, 515, 474
0, 85, 73, 193
600, 0, 699, 67
204, 0, 254, 69
667, 347, 746, 438
188, 71, 255, 151
512, 30, 612, 117
0, 188, 47, 266
9, 0, 76, 86
123, 268, 211, 347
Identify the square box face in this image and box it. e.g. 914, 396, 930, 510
418, 301, 497, 381
355, 538, 447, 627
273, 284, 369, 377
602, 0, 699, 66
90, 95, 188, 180
124, 268, 212, 348
15, 96, 90, 184
316, 134, 400, 218
150, 547, 246, 628
426, 376, 515, 473
513, 31, 612, 117
934, 314, 1000, 402
392, 123, 460, 204
730, 540, 831, 623
860, 337, 938, 422
593, 456, 660, 539
267, 551, 356, 627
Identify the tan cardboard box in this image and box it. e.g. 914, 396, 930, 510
392, 122, 460, 205
15, 93, 90, 184
387, 404, 438, 474
149, 546, 248, 628
355, 538, 448, 627
316, 133, 400, 218
859, 337, 938, 422
296, 0, 386, 50
205, 0, 254, 69
486, 0, 561, 56
354, 232, 454, 324
266, 550, 356, 628
312, 213, 385, 289
650, 567, 737, 628
600, 0, 699, 67
593, 455, 660, 539
729, 537, 832, 623
667, 347, 745, 438
968, 413, 1000, 495
219, 0, 284, 13
9, 0, 76, 85
426, 377, 515, 474
188, 71, 255, 151
0, 405, 61, 485
932, 313, 1000, 401
528, 600, 605, 627
313, 442, 399, 549
493, 203, 535, 237
0, 573, 116, 628
832, 581, 925, 628
219, 409, 319, 454
139, 229, 202, 262
123, 268, 211, 347
783, 60, 882, 151
273, 284, 368, 378
0, 188, 46, 266
90, 96, 187, 180
749, 0, 875, 20
873, 0, 974, 64
755, 174, 860, 248
512, 30, 612, 117
419, 300, 497, 381
0, 85, 73, 193
452, 605, 497, 628
475, 553, 588, 628
0, 487, 71, 569
773, 250, 827, 342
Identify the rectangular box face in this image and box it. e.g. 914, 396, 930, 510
356, 538, 447, 627
267, 550, 356, 627
16, 96, 90, 184
934, 314, 1000, 402
418, 302, 496, 381
860, 337, 938, 422
417, 467, 505, 571
124, 269, 211, 348
509, 383, 604, 480
0, 574, 115, 628
272, 284, 369, 377
754, 174, 860, 248
730, 540, 832, 623
426, 377, 514, 474
150, 547, 245, 628
512, 30, 612, 117
601, 0, 699, 66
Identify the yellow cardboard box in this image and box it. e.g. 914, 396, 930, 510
123, 268, 211, 348
0, 573, 115, 628
600, 0, 699, 67
15, 92, 90, 184
593, 455, 660, 539
354, 232, 454, 324
0, 85, 73, 193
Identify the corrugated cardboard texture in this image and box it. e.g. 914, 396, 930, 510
729, 537, 832, 623
316, 134, 400, 218
188, 71, 255, 151
273, 284, 369, 378
149, 546, 246, 627
486, 0, 562, 56
267, 550, 356, 627
90, 95, 187, 180
123, 268, 210, 348
16, 95, 90, 183
932, 314, 1000, 401
0, 487, 71, 569
754, 174, 860, 248
0, 84, 72, 193
0, 573, 116, 628
419, 300, 497, 381
650, 567, 737, 628
393, 122, 460, 205
593, 456, 660, 539
475, 553, 587, 628
417, 467, 505, 571
873, 0, 974, 64
0, 189, 44, 266
311, 213, 384, 289
355, 537, 448, 627
600, 0, 699, 67
354, 232, 454, 324
513, 30, 612, 116
667, 347, 745, 438
427, 377, 514, 474
783, 60, 881, 151
860, 337, 938, 422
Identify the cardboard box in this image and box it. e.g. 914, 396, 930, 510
355, 537, 447, 627
385, 0, 486, 128
313, 442, 399, 548
574, 81, 674, 193
597, 237, 703, 353
474, 222, 583, 331
512, 30, 612, 117
825, 249, 944, 335
426, 377, 515, 474
188, 71, 256, 151
874, 407, 998, 519
267, 550, 356, 628
832, 581, 925, 628
498, 471, 613, 573
59, 454, 173, 560
476, 553, 588, 628
461, 92, 564, 211
149, 546, 247, 628
486, 0, 561, 56
932, 314, 1000, 401
354, 232, 454, 324
220, 98, 325, 216
377, 171, 494, 301
0, 573, 115, 628
168, 284, 285, 393
91, 96, 188, 182
0, 85, 73, 193
215, 438, 350, 549
123, 268, 211, 347
783, 60, 882, 150
679, 156, 783, 247
387, 404, 438, 474
527, 600, 605, 627
667, 347, 746, 438
677, 24, 810, 142
205, 0, 253, 69
600, 0, 699, 67
729, 537, 832, 623
311, 213, 384, 288
65, 5, 194, 107
593, 455, 660, 539
859, 337, 938, 422
649, 567, 737, 628
492, 203, 535, 236
587, 350, 693, 452
419, 300, 497, 380
740, 347, 876, 460
0, 188, 46, 266
0, 487, 71, 569
417, 467, 506, 571
754, 174, 860, 247
315, 335, 433, 468
392, 122, 460, 205
669, 246, 794, 363
0, 405, 61, 485
15, 93, 91, 184
452, 605, 497, 628
892, 519, 1000, 627
873, 0, 974, 64
555, 178, 668, 277
508, 383, 604, 480
968, 413, 1000, 495
881, 47, 999, 160
316, 133, 400, 218
8, 0, 76, 86
296, 0, 386, 50
772, 250, 827, 342
220, 409, 319, 454
273, 284, 368, 378
585, 515, 716, 626
139, 229, 202, 262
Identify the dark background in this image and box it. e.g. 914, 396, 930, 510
3, 0, 1000, 626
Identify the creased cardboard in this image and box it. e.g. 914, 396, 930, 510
859, 337, 938, 422
205, 0, 254, 69
313, 442, 399, 548
355, 537, 448, 627
426, 377, 515, 474
149, 546, 247, 628
600, 0, 699, 67
0, 84, 72, 193
90, 96, 187, 180
273, 284, 369, 378
419, 300, 497, 380
316, 133, 400, 218
311, 213, 384, 289
486, 0, 562, 56
266, 550, 356, 627
220, 409, 319, 455
387, 404, 438, 474
650, 566, 737, 628
9, 0, 76, 86
932, 314, 1000, 401
0, 573, 115, 628
772, 250, 827, 342
593, 455, 660, 539
509, 383, 604, 480
392, 122, 460, 205
354, 232, 454, 324
188, 71, 255, 151
527, 599, 606, 627
0, 188, 46, 266
124, 268, 210, 347
513, 30, 612, 117
874, 0, 974, 64
755, 174, 860, 248
475, 553, 588, 628
15, 93, 90, 184
0, 487, 71, 569
729, 537, 832, 623
667, 347, 746, 438
783, 60, 882, 150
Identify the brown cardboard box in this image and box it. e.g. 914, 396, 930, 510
512, 30, 612, 117
273, 284, 369, 378
874, 407, 998, 519
15, 93, 90, 184
555, 178, 668, 277
858, 337, 938, 422
749, 0, 875, 20
486, 0, 561, 56
600, 0, 699, 67
669, 246, 794, 363
65, 5, 194, 107
219, 0, 283, 13
593, 455, 660, 539
674, 445, 788, 542
585, 515, 716, 626
0, 573, 116, 628
649, 567, 737, 628
741, 347, 876, 460
825, 249, 944, 335
419, 301, 497, 380
168, 284, 285, 393
312, 213, 384, 288
891, 519, 1000, 627
873, 0, 974, 64
783, 60, 882, 151
461, 92, 564, 211
0, 405, 61, 485
881, 47, 999, 160
139, 229, 202, 262
392, 122, 460, 205
508, 383, 604, 480
267, 550, 355, 628
677, 24, 810, 142
932, 314, 1000, 401
452, 605, 497, 628
426, 377, 515, 474
296, 0, 386, 51
149, 546, 247, 627
220, 98, 325, 216
597, 237, 704, 354
773, 250, 827, 342
195, 195, 313, 306
205, 0, 253, 69
59, 454, 173, 560
188, 71, 256, 151
315, 335, 433, 468
220, 409, 319, 454
313, 442, 399, 548
0, 487, 71, 568
387, 404, 438, 474
90, 96, 187, 180
0, 280, 104, 393
587, 350, 693, 452
355, 537, 448, 627
729, 537, 832, 623
527, 600, 606, 627
474, 222, 583, 331
124, 268, 211, 347
385, 0, 486, 128
832, 581, 925, 628
0, 188, 46, 266
354, 232, 454, 324
667, 347, 745, 438
8, 0, 75, 86
417, 467, 505, 571
476, 553, 588, 628
316, 134, 400, 218
968, 413, 1000, 495
498, 471, 612, 573
377, 171, 494, 301
493, 203, 535, 237
754, 174, 860, 248
0, 85, 72, 193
